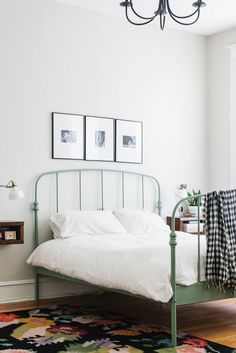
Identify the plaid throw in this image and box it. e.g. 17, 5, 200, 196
205, 189, 236, 290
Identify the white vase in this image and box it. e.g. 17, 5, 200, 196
175, 188, 188, 216
188, 205, 203, 218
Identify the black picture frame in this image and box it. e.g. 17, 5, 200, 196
52, 112, 85, 160
85, 115, 115, 162
115, 119, 143, 164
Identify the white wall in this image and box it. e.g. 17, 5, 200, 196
229, 46, 236, 187
0, 0, 207, 301
207, 27, 236, 190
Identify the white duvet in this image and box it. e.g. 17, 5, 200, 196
26, 231, 206, 303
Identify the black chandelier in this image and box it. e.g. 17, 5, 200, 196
120, 0, 206, 30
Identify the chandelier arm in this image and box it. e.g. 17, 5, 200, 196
129, 1, 157, 20
168, 9, 200, 25
125, 6, 156, 25
160, 13, 166, 30
166, 0, 201, 19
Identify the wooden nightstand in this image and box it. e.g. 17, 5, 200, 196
166, 216, 204, 235
0, 221, 24, 244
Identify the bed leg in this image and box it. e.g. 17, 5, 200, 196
171, 298, 177, 347
35, 271, 39, 302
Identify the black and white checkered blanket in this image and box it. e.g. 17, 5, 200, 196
205, 189, 236, 290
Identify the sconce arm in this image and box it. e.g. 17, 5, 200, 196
0, 180, 17, 188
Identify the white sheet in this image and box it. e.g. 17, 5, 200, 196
26, 231, 206, 303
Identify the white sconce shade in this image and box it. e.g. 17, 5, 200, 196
9, 186, 24, 200
0, 180, 24, 200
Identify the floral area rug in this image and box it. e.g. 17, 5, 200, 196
0, 304, 234, 353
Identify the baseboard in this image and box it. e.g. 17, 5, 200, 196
0, 278, 96, 303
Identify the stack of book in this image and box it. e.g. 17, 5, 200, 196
183, 220, 204, 233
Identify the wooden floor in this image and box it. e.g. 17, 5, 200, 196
1, 293, 236, 348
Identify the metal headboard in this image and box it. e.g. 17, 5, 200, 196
33, 169, 162, 247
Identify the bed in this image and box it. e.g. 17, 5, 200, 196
28, 168, 233, 347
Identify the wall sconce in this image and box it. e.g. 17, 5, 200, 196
0, 180, 24, 200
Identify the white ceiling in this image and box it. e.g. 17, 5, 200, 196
54, 0, 236, 36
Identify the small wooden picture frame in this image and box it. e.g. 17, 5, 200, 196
4, 231, 17, 240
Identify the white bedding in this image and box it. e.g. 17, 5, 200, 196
26, 231, 206, 303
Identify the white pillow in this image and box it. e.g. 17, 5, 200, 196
50, 210, 127, 238
112, 209, 170, 235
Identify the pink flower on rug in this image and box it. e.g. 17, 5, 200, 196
47, 325, 87, 336
177, 344, 207, 353
0, 313, 18, 322
183, 338, 208, 348
0, 349, 35, 353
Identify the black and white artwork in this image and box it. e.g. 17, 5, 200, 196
52, 112, 143, 164
61, 130, 77, 144
52, 113, 85, 160
85, 116, 114, 161
95, 131, 105, 148
123, 135, 136, 148
116, 119, 143, 164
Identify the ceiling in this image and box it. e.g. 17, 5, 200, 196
54, 0, 236, 36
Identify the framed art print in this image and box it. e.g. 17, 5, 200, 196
115, 119, 143, 164
52, 112, 85, 160
85, 116, 115, 161
4, 231, 17, 240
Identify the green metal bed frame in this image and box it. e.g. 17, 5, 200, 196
32, 168, 233, 348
